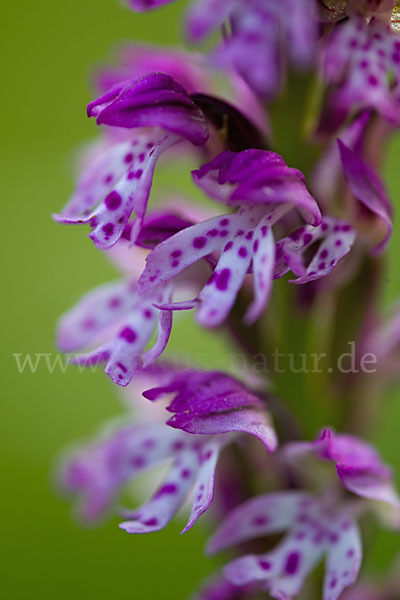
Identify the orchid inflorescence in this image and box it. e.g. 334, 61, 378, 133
55, 1, 400, 598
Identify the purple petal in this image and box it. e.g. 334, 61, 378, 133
224, 523, 324, 596
145, 370, 262, 415
167, 407, 277, 454
324, 17, 400, 121
323, 520, 362, 600
312, 111, 371, 205
90, 73, 208, 146
138, 211, 245, 293
196, 230, 253, 328
192, 150, 321, 226
338, 140, 392, 254
141, 286, 173, 367
54, 131, 179, 249
70, 290, 162, 386
207, 491, 314, 554
290, 218, 356, 285
182, 440, 222, 533
56, 279, 134, 353
119, 448, 199, 533
286, 429, 400, 526
245, 218, 275, 324
60, 422, 186, 522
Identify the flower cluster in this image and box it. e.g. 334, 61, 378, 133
55, 1, 400, 598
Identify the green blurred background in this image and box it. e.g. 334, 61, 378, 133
1, 1, 400, 598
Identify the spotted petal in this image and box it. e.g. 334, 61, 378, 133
119, 448, 199, 533
138, 209, 261, 293
290, 220, 356, 285
224, 524, 324, 597
70, 287, 170, 387
56, 279, 135, 353
54, 131, 179, 249
207, 492, 314, 554
323, 519, 362, 600
182, 440, 222, 533
196, 231, 253, 327
60, 422, 187, 521
245, 216, 275, 324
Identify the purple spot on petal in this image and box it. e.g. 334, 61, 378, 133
193, 236, 207, 249
131, 455, 145, 468
105, 191, 122, 211
109, 297, 121, 309
285, 552, 300, 575
216, 268, 231, 291
252, 515, 268, 526
156, 483, 177, 497
238, 246, 248, 258
102, 223, 114, 237
119, 327, 137, 343
172, 440, 184, 452
224, 241, 233, 252
303, 233, 313, 244
124, 152, 133, 163
82, 318, 96, 330
142, 439, 155, 449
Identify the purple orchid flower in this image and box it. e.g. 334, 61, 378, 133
138, 149, 355, 327
60, 369, 277, 532
323, 13, 400, 123
55, 211, 202, 386
208, 491, 362, 600
284, 429, 400, 528
53, 73, 208, 248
